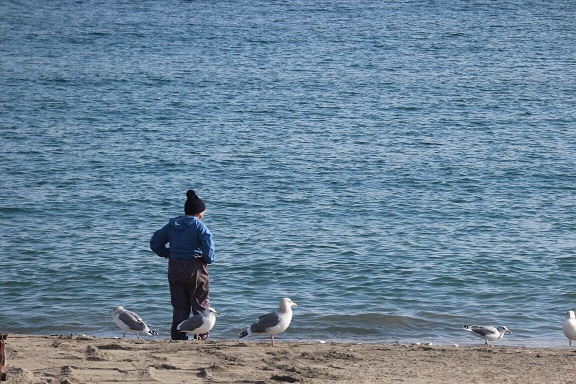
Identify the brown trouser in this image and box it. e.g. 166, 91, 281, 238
168, 258, 210, 340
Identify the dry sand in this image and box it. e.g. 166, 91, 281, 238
2, 334, 576, 383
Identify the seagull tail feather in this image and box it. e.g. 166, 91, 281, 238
148, 330, 159, 336
239, 330, 249, 339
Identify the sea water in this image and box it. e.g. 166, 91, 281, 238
1, 0, 575, 347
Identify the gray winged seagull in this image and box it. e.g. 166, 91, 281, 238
463, 324, 512, 347
111, 306, 158, 340
562, 310, 576, 348
176, 307, 221, 339
239, 298, 297, 346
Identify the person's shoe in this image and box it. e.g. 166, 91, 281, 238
170, 331, 188, 341
194, 333, 209, 340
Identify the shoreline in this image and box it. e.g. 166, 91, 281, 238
3, 334, 576, 383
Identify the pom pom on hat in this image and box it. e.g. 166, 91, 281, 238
184, 190, 206, 215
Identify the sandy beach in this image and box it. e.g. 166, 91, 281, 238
2, 334, 576, 384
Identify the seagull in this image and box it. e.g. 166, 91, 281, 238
463, 325, 512, 347
239, 298, 297, 346
562, 310, 576, 348
111, 306, 158, 340
176, 307, 221, 339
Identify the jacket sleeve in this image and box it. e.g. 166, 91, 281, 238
199, 224, 215, 264
150, 224, 171, 259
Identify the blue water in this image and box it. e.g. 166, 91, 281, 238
1, 0, 575, 348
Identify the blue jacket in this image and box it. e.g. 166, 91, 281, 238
150, 215, 215, 264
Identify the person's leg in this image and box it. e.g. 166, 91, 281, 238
191, 276, 210, 313
168, 259, 193, 340
189, 259, 211, 339
169, 281, 190, 340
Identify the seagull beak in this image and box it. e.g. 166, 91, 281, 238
506, 329, 512, 334
216, 311, 222, 315
292, 302, 297, 307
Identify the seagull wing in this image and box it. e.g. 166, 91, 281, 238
177, 315, 205, 332
471, 325, 497, 336
250, 311, 281, 334
119, 310, 148, 332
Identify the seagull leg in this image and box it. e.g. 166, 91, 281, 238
122, 333, 126, 339
270, 335, 275, 347
136, 333, 141, 340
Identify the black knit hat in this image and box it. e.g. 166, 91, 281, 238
184, 190, 206, 215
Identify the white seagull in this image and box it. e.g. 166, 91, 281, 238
463, 325, 512, 347
562, 310, 576, 348
239, 298, 297, 346
111, 306, 158, 340
177, 307, 221, 339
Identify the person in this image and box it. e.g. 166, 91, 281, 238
150, 189, 215, 340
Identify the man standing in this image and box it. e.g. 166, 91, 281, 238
150, 190, 215, 340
